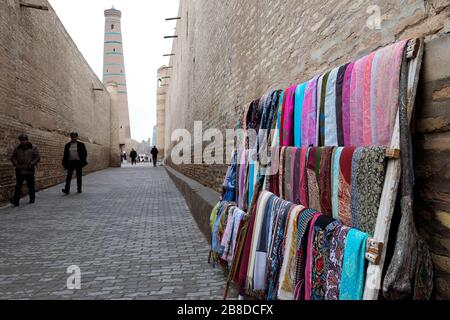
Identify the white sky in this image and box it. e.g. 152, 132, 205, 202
49, 0, 179, 142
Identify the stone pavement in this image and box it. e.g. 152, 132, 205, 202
0, 165, 232, 300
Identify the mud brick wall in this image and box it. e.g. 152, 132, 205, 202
0, 0, 112, 202
164, 0, 450, 298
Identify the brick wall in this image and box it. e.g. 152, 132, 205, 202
0, 0, 113, 202
164, 0, 450, 298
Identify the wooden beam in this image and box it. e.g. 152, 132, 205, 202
165, 17, 181, 21
19, 1, 49, 10
385, 148, 401, 159
164, 35, 178, 39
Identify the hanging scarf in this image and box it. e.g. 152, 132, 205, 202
279, 147, 287, 199
238, 150, 249, 210
269, 146, 281, 197
332, 147, 344, 220
338, 147, 356, 226
252, 194, 277, 293
220, 207, 236, 261
304, 213, 322, 300
228, 208, 246, 263
363, 52, 376, 146
281, 85, 297, 147
310, 216, 336, 300
318, 73, 330, 146
302, 76, 319, 147
324, 67, 339, 146
350, 147, 386, 235
223, 151, 238, 202
336, 63, 349, 146
325, 223, 351, 300
319, 147, 334, 216
349, 56, 367, 146
266, 200, 294, 300
340, 228, 369, 300
373, 40, 408, 146
293, 209, 318, 300
294, 83, 307, 147
342, 62, 354, 146
246, 191, 272, 292
307, 148, 321, 211
278, 205, 305, 300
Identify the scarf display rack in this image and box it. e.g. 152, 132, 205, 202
208, 38, 428, 300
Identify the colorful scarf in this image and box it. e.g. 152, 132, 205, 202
238, 150, 249, 210
223, 151, 237, 202
335, 63, 350, 146
340, 228, 369, 300
294, 83, 307, 147
373, 40, 408, 146
307, 148, 321, 211
338, 147, 356, 226
342, 63, 354, 146
324, 67, 339, 146
310, 216, 336, 300
281, 85, 297, 147
331, 147, 344, 220
293, 208, 318, 300
267, 200, 294, 300
304, 213, 322, 300
319, 147, 334, 216
325, 223, 351, 300
246, 191, 272, 292
302, 76, 319, 147
278, 205, 304, 300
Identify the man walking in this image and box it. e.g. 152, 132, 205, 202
62, 132, 88, 194
10, 134, 41, 206
130, 149, 138, 165
151, 146, 159, 167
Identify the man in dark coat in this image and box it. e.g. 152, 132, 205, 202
62, 132, 88, 194
10, 134, 41, 206
151, 146, 159, 167
130, 149, 138, 165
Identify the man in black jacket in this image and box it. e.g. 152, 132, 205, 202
10, 134, 41, 206
62, 132, 88, 194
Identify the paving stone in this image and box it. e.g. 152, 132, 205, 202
0, 167, 234, 299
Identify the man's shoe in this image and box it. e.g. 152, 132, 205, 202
62, 189, 69, 195
10, 200, 19, 207
77, 190, 82, 194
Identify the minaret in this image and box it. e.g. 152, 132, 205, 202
103, 7, 131, 155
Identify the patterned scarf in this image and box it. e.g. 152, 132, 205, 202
307, 148, 321, 211
350, 147, 386, 235
325, 223, 350, 300
293, 209, 318, 300
338, 147, 356, 226
310, 215, 335, 300
319, 147, 334, 216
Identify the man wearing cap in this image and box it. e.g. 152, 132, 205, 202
10, 134, 41, 206
62, 132, 88, 194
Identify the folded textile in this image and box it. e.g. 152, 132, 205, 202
340, 228, 369, 300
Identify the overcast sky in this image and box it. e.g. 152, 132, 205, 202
49, 0, 179, 142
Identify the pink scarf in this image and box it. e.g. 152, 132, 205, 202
363, 52, 376, 146
350, 56, 367, 146
281, 85, 297, 146
373, 40, 408, 146
299, 148, 309, 207
342, 63, 354, 146
302, 77, 319, 147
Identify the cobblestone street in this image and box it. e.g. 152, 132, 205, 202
0, 166, 229, 300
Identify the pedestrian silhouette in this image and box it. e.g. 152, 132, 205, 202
62, 132, 88, 194
151, 146, 159, 167
10, 134, 41, 206
130, 149, 138, 165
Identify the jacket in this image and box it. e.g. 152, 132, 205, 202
62, 141, 88, 168
11, 143, 41, 175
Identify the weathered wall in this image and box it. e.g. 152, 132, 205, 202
0, 0, 113, 202
157, 66, 168, 159
165, 0, 450, 298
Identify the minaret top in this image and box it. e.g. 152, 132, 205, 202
104, 7, 121, 18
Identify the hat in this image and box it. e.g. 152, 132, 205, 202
18, 134, 29, 141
